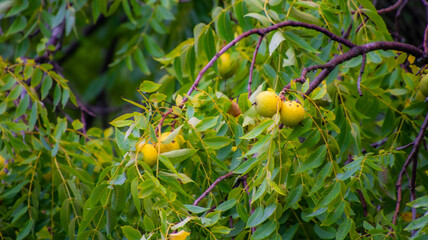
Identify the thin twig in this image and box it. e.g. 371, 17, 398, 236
424, 24, 428, 53
304, 42, 428, 96
248, 36, 264, 98
396, 141, 415, 151
377, 0, 404, 14
358, 53, 366, 96
357, 189, 368, 217
35, 20, 66, 63
346, 155, 368, 217
411, 155, 418, 236
393, 112, 428, 225
193, 172, 235, 206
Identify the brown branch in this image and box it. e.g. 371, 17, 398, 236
157, 20, 356, 131
304, 42, 428, 97
357, 189, 368, 217
193, 172, 235, 206
35, 20, 66, 63
411, 153, 418, 236
351, 0, 404, 14
358, 53, 366, 96
377, 0, 404, 14
396, 141, 415, 151
248, 36, 264, 98
393, 112, 428, 225
424, 24, 428, 53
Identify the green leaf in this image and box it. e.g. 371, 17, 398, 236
246, 206, 264, 227
284, 31, 319, 53
122, 0, 136, 24
408, 196, 428, 208
53, 84, 61, 107
184, 204, 209, 214
314, 225, 336, 239
23, 65, 33, 80
296, 145, 326, 173
7, 15, 27, 35
15, 94, 29, 118
204, 28, 216, 60
131, 178, 141, 215
31, 68, 43, 87
201, 211, 221, 227
204, 136, 233, 149
61, 199, 70, 232
143, 35, 164, 58
139, 80, 160, 93
133, 49, 151, 75
245, 13, 270, 27
41, 75, 53, 100
121, 226, 142, 240
284, 185, 303, 210
241, 119, 274, 139
233, 157, 260, 174
405, 214, 428, 231
218, 11, 235, 41
336, 218, 352, 240
269, 31, 285, 56
16, 219, 34, 240
212, 226, 232, 234
7, 85, 23, 101
115, 128, 130, 152
288, 6, 322, 25
28, 101, 38, 131
160, 148, 197, 164
196, 116, 219, 131
53, 117, 67, 140
251, 221, 277, 240
318, 181, 341, 207
185, 45, 196, 81
216, 199, 237, 211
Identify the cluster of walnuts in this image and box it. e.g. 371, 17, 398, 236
255, 91, 305, 127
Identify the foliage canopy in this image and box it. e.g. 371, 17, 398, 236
0, 0, 428, 239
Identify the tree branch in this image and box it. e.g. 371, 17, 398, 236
193, 172, 235, 206
358, 53, 366, 96
377, 0, 404, 14
393, 112, 428, 225
35, 19, 66, 63
304, 42, 428, 96
411, 152, 418, 236
248, 36, 264, 98
157, 21, 428, 131
424, 24, 428, 53
156, 20, 357, 131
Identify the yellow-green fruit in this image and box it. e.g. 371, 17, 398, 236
419, 74, 428, 96
176, 134, 185, 148
169, 230, 190, 240
218, 53, 237, 78
280, 101, 305, 127
139, 143, 158, 167
255, 91, 282, 117
156, 132, 180, 153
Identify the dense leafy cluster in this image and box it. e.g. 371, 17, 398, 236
0, 0, 428, 240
